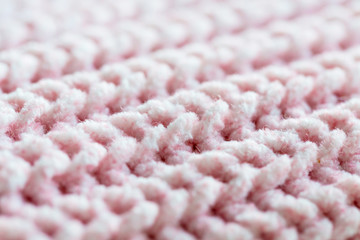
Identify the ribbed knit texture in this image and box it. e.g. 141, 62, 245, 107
1, 0, 360, 239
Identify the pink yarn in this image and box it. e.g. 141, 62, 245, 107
1, 0, 360, 239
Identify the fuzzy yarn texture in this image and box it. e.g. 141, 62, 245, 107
2, 0, 360, 239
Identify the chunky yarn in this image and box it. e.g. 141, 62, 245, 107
1, 0, 360, 239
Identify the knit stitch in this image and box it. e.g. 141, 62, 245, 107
1, 0, 360, 240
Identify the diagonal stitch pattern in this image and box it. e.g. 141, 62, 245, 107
1, 1, 360, 240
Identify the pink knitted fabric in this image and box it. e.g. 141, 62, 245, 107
1, 0, 360, 239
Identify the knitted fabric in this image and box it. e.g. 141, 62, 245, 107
1, 0, 360, 239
